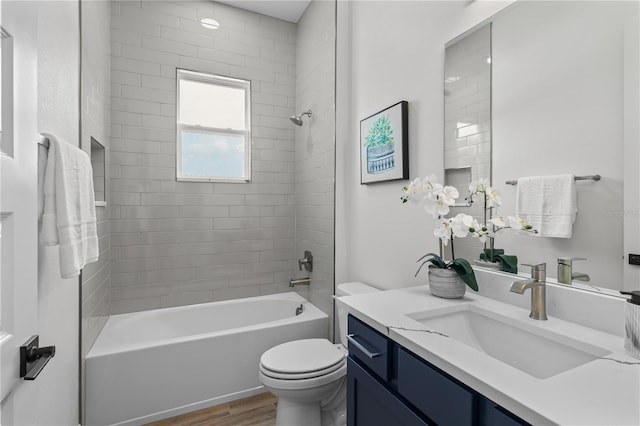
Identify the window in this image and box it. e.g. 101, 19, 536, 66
176, 69, 251, 182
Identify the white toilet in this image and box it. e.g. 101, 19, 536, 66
258, 282, 379, 426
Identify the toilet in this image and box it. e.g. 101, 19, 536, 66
258, 282, 380, 426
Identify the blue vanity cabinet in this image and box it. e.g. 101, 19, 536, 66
347, 315, 529, 426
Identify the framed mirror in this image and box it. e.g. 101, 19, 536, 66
444, 1, 639, 292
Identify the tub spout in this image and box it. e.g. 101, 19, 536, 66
289, 277, 310, 287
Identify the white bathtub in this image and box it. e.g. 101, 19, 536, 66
85, 292, 328, 426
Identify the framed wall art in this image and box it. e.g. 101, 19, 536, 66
360, 100, 408, 184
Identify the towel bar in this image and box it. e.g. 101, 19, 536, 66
38, 136, 50, 149
505, 174, 600, 185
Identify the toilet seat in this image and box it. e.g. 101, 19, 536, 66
259, 338, 347, 386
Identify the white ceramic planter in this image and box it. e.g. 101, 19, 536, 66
428, 266, 466, 299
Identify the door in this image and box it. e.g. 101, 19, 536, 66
0, 0, 41, 419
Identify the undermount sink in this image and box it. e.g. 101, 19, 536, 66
406, 305, 610, 379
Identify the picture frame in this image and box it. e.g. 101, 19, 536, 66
360, 101, 408, 184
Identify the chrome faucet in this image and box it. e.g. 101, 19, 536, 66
557, 257, 590, 285
510, 263, 548, 320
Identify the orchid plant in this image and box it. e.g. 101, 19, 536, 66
402, 175, 539, 290
466, 178, 537, 265
401, 175, 481, 291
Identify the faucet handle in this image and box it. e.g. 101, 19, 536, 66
557, 257, 586, 265
522, 262, 546, 271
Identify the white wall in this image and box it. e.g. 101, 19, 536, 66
336, 1, 512, 289
294, 0, 336, 336
109, 1, 298, 313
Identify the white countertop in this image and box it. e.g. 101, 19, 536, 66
338, 286, 640, 426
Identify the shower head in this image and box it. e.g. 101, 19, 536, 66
290, 110, 312, 126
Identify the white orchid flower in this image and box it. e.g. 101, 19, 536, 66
440, 185, 460, 206
434, 218, 452, 245
421, 174, 439, 190
489, 216, 507, 229
469, 177, 490, 194
402, 178, 423, 203
508, 215, 526, 229
450, 213, 473, 238
486, 187, 502, 207
423, 197, 451, 218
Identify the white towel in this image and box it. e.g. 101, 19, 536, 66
40, 133, 99, 278
516, 174, 577, 238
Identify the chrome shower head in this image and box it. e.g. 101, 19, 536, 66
290, 110, 312, 126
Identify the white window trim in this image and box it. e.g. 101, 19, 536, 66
176, 69, 252, 183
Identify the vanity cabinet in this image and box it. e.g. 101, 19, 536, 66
346, 315, 529, 426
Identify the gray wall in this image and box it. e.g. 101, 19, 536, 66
109, 1, 298, 313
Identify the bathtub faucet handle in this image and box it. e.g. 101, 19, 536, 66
295, 304, 304, 316
298, 250, 313, 272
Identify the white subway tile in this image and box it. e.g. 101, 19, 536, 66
213, 286, 260, 302
140, 113, 175, 129
121, 125, 174, 142
111, 56, 161, 76
111, 110, 141, 126
110, 297, 161, 315
120, 2, 181, 29
142, 35, 197, 57
112, 98, 162, 115
161, 291, 214, 308
196, 47, 246, 67
214, 38, 259, 57
142, 1, 198, 21
161, 26, 214, 48
111, 29, 142, 47
122, 44, 180, 66
112, 15, 161, 37
122, 85, 174, 104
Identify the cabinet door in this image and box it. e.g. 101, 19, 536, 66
397, 348, 476, 426
347, 358, 430, 426
478, 396, 530, 426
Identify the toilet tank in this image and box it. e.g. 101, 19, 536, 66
335, 282, 380, 347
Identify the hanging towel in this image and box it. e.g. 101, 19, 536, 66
516, 174, 577, 238
40, 133, 99, 278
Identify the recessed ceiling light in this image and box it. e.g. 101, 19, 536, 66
200, 18, 220, 30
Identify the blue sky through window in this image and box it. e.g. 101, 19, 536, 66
181, 131, 244, 178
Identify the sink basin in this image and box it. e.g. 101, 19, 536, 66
407, 305, 610, 379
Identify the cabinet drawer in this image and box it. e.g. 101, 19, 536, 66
479, 396, 530, 426
397, 348, 475, 426
347, 357, 430, 426
347, 315, 390, 381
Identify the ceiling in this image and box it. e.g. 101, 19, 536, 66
216, 1, 312, 23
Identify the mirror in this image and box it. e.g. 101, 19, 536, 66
444, 1, 640, 291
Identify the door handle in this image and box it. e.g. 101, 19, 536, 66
20, 335, 56, 380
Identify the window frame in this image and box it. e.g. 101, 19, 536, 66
176, 68, 252, 183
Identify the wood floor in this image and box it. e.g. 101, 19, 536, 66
145, 392, 278, 426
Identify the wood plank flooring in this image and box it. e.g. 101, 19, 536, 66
145, 392, 278, 426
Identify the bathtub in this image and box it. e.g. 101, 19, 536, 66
85, 292, 328, 426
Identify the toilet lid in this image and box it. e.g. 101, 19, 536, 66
260, 338, 346, 375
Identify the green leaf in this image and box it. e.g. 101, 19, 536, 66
448, 258, 479, 291
415, 253, 447, 276
496, 254, 518, 274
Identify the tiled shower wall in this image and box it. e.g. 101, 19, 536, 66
109, 1, 298, 313
293, 1, 336, 334
81, 0, 111, 357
